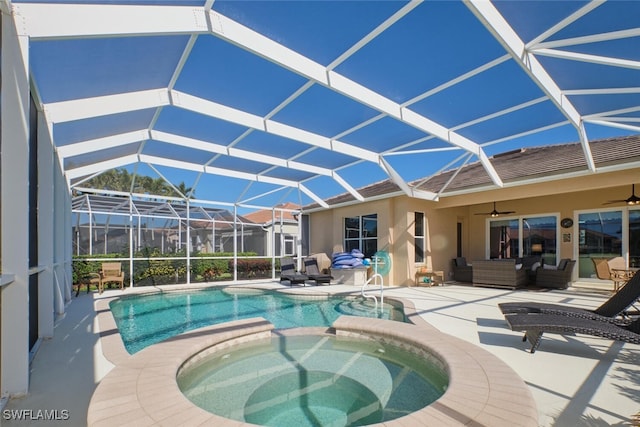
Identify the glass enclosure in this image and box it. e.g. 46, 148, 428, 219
71, 192, 303, 287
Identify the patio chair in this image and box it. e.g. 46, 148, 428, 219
534, 259, 576, 289
503, 312, 640, 353
592, 257, 612, 280
607, 256, 629, 291
99, 262, 125, 293
279, 257, 309, 286
451, 257, 472, 282
499, 268, 640, 322
303, 258, 333, 285
592, 256, 628, 291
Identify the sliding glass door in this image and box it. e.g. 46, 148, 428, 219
577, 210, 623, 279
630, 210, 640, 268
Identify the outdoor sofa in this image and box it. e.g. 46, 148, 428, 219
472, 259, 528, 289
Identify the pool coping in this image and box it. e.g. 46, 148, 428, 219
90, 284, 538, 426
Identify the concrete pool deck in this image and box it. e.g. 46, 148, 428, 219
3, 282, 639, 426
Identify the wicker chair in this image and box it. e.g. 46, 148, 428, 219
534, 259, 575, 289
504, 313, 640, 353
451, 257, 473, 282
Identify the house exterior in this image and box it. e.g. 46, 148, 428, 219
306, 136, 640, 289
243, 202, 304, 257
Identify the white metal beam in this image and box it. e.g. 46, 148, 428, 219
45, 89, 170, 123
525, 1, 604, 48
532, 48, 640, 70
332, 172, 365, 202
466, 0, 596, 172
13, 3, 208, 39
564, 87, 640, 96
151, 129, 335, 177
172, 90, 381, 163
65, 154, 139, 180
207, 9, 503, 187
56, 129, 148, 158
139, 153, 325, 207
585, 119, 640, 134
378, 157, 439, 201
533, 27, 640, 50
299, 184, 329, 208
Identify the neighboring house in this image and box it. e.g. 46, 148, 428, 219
243, 202, 305, 257
305, 136, 640, 288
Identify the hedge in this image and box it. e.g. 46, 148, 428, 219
72, 250, 277, 286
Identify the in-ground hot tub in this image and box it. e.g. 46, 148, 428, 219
89, 290, 538, 426
177, 332, 448, 426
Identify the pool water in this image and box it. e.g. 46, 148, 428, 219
109, 288, 407, 354
177, 334, 448, 427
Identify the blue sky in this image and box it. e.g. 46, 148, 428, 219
21, 0, 640, 208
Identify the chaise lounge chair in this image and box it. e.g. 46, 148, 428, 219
504, 312, 640, 353
303, 258, 333, 285
279, 257, 310, 286
498, 270, 640, 323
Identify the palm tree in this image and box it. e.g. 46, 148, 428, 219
175, 181, 194, 199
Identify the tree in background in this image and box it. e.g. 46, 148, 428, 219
81, 168, 193, 199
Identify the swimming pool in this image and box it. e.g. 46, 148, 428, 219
109, 287, 407, 354
177, 333, 448, 426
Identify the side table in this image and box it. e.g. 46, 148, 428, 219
414, 270, 445, 287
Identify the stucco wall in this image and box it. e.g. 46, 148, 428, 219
309, 198, 395, 283
308, 170, 640, 289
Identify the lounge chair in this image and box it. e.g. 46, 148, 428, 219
279, 257, 309, 286
99, 262, 125, 293
303, 258, 333, 285
504, 312, 640, 353
499, 269, 640, 323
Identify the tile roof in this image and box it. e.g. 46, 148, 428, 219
416, 135, 640, 193
244, 202, 300, 225
305, 134, 640, 210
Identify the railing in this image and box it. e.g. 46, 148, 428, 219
361, 258, 384, 308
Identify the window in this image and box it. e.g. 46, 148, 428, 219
489, 218, 519, 259
344, 214, 377, 257
275, 233, 295, 256
415, 212, 425, 263
284, 235, 295, 256
489, 215, 557, 264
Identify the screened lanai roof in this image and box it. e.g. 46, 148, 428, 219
71, 192, 255, 224
13, 0, 640, 208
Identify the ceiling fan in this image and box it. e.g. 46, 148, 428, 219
475, 202, 516, 217
604, 184, 640, 206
